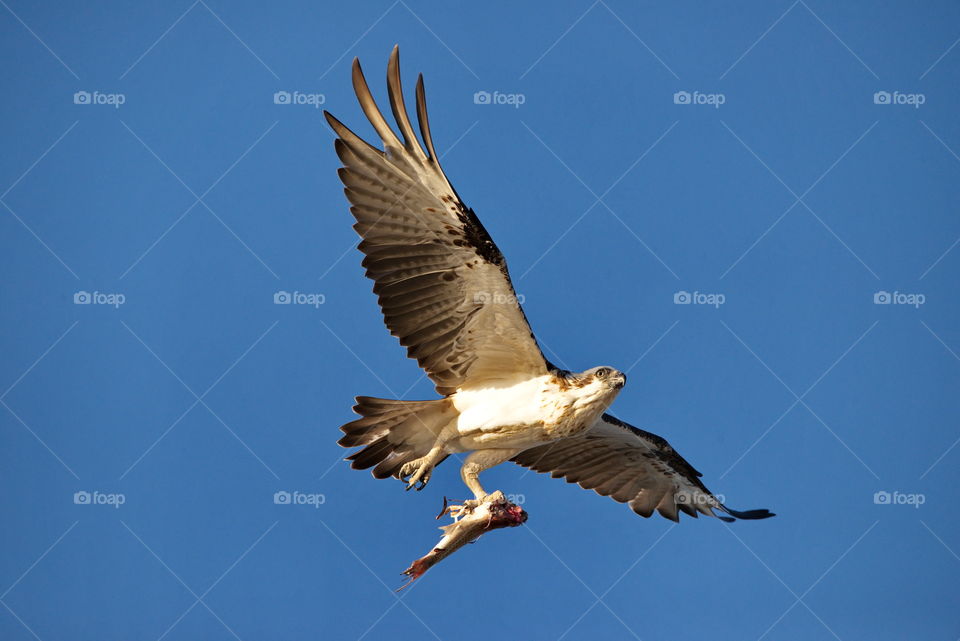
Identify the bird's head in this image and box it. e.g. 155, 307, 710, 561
571, 366, 627, 402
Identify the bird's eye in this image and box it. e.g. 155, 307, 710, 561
595, 368, 609, 379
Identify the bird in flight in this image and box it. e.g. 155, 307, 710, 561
325, 46, 773, 523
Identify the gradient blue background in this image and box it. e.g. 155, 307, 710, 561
1, 2, 958, 639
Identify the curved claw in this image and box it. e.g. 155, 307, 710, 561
400, 459, 433, 491
446, 491, 507, 521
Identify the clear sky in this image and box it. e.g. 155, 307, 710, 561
1, 2, 958, 640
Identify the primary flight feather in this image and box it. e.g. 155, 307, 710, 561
325, 46, 773, 523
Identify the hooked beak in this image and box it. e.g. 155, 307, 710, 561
612, 373, 627, 390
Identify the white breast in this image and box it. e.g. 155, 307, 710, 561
448, 375, 593, 451
452, 376, 551, 432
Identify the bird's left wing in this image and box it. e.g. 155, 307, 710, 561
512, 413, 775, 522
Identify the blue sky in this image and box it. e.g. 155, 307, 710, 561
1, 1, 958, 639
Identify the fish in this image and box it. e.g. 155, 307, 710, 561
398, 491, 528, 590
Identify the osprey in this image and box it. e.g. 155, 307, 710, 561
325, 47, 773, 523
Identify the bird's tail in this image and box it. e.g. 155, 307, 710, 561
338, 396, 456, 479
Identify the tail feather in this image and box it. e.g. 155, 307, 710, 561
340, 396, 455, 480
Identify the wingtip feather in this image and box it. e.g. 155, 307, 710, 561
721, 506, 776, 521
351, 53, 403, 149
386, 43, 427, 160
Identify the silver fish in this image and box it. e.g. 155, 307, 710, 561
399, 491, 527, 589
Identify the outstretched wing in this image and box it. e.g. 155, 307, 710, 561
512, 413, 775, 522
326, 46, 549, 396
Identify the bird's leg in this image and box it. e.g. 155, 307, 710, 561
451, 449, 520, 516
399, 441, 447, 491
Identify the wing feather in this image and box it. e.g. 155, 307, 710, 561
513, 413, 775, 523
385, 51, 428, 162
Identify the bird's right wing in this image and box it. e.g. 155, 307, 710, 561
513, 413, 775, 522
326, 46, 550, 396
